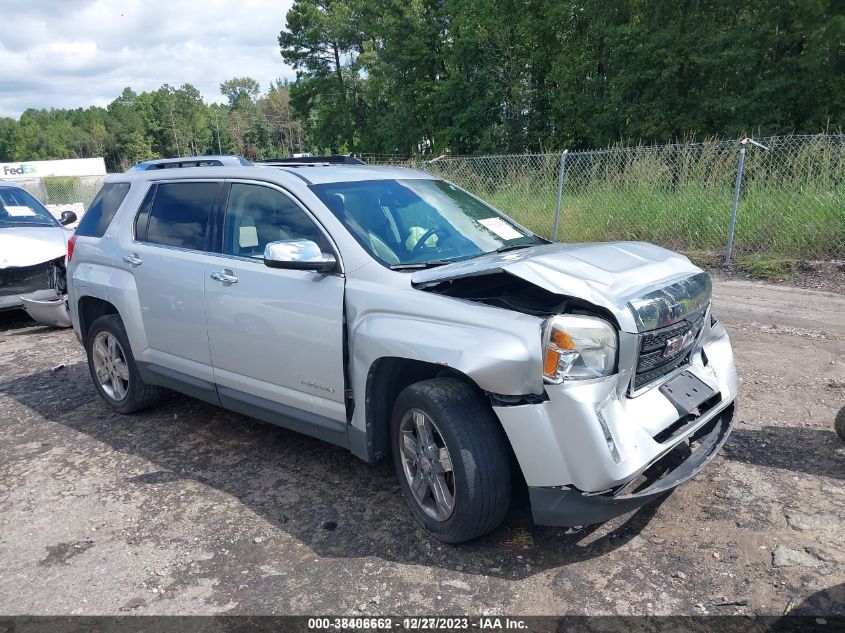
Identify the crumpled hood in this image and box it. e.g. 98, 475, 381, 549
411, 242, 709, 333
0, 226, 70, 269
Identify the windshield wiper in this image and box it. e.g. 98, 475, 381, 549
495, 243, 536, 254
389, 259, 457, 270
391, 243, 537, 269
1, 222, 54, 228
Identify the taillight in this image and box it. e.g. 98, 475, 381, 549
67, 235, 77, 263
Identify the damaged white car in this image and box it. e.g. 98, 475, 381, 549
0, 182, 77, 326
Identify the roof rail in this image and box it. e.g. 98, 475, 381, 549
257, 155, 367, 167
126, 155, 251, 172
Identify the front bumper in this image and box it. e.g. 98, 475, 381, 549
494, 320, 737, 525
19, 289, 72, 328
0, 258, 68, 323
529, 402, 734, 526
0, 260, 56, 309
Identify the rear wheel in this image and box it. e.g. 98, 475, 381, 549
391, 378, 511, 543
86, 314, 163, 414
835, 406, 845, 443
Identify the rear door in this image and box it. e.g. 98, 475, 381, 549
124, 180, 224, 399
203, 181, 347, 429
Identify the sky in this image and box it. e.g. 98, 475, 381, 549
0, 0, 297, 118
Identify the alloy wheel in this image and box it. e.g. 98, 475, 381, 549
398, 408, 456, 521
92, 331, 130, 401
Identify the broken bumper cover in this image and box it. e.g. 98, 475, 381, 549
0, 257, 70, 327
528, 402, 734, 526
19, 289, 72, 328
493, 320, 737, 526
0, 261, 55, 310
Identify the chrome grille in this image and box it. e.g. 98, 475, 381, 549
633, 310, 706, 391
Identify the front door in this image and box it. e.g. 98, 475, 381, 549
204, 181, 347, 429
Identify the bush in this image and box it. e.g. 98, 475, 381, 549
42, 176, 82, 205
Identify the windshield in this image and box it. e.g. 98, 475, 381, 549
310, 179, 541, 267
0, 187, 59, 228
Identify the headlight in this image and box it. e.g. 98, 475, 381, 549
542, 315, 617, 383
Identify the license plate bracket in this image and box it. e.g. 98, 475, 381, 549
659, 371, 717, 416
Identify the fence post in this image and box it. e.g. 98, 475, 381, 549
552, 150, 568, 241
39, 178, 50, 205
724, 145, 746, 266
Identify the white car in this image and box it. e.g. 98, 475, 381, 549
0, 182, 76, 325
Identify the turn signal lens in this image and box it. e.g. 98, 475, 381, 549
543, 349, 561, 376
550, 329, 576, 350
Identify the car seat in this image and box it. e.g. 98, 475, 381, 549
325, 192, 400, 264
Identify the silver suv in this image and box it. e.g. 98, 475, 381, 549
67, 165, 737, 543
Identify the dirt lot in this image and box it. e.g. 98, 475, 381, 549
0, 278, 842, 616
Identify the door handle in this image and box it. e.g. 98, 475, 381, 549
210, 270, 239, 284
122, 254, 142, 267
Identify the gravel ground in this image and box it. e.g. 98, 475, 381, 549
0, 278, 842, 616
711, 259, 845, 295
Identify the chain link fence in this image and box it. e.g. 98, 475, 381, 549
6, 135, 843, 264
370, 134, 845, 263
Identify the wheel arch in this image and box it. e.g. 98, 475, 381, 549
364, 357, 483, 463
77, 295, 120, 342
75, 267, 148, 361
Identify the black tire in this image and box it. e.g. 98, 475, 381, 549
85, 314, 163, 414
390, 378, 511, 543
835, 406, 845, 443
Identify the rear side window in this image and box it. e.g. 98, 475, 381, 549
133, 185, 156, 240
74, 183, 131, 237
140, 182, 219, 250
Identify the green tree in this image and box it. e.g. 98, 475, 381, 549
219, 77, 262, 108
0, 117, 17, 161
259, 81, 308, 155
279, 0, 363, 151
355, 0, 446, 155
3, 2, 844, 169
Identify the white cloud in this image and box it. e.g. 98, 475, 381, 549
0, 0, 296, 117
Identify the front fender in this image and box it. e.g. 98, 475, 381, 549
353, 311, 542, 390
347, 285, 546, 439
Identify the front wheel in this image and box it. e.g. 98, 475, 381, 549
391, 378, 511, 543
86, 314, 163, 414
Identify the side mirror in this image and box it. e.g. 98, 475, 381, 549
59, 210, 78, 226
263, 239, 337, 272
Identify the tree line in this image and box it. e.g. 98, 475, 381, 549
280, 0, 844, 155
1, 0, 841, 170
0, 79, 306, 172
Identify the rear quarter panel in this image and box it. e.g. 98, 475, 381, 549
68, 181, 148, 350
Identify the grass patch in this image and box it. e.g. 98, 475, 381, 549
42, 176, 82, 205
735, 254, 798, 281
480, 183, 844, 259
679, 249, 723, 268
426, 135, 845, 259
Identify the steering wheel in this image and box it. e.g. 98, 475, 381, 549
410, 227, 450, 256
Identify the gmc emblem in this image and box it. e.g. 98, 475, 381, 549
663, 329, 696, 358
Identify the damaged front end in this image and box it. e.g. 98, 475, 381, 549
410, 242, 737, 527
0, 257, 72, 327
411, 269, 615, 321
